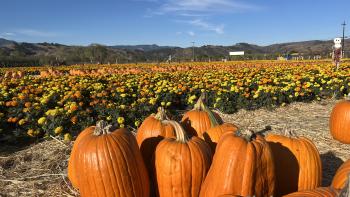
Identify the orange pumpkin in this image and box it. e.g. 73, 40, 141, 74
266, 132, 322, 196
200, 130, 275, 197
283, 187, 339, 197
155, 120, 212, 197
182, 93, 223, 138
67, 126, 94, 188
136, 107, 176, 195
331, 159, 350, 190
202, 123, 238, 151
68, 121, 150, 197
330, 100, 350, 144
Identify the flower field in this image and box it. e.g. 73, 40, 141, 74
0, 60, 350, 141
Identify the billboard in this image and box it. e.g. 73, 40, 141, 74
229, 51, 245, 56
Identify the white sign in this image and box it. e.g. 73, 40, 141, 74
229, 51, 245, 56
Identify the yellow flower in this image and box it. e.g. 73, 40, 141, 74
166, 102, 171, 106
54, 126, 63, 134
38, 117, 46, 125
119, 124, 125, 128
18, 119, 26, 125
64, 133, 72, 142
107, 116, 112, 121
161, 101, 166, 106
135, 120, 140, 127
117, 117, 125, 124
27, 129, 34, 137
120, 93, 126, 98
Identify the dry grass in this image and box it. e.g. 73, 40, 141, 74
0, 99, 349, 196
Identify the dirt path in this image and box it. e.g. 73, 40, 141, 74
0, 99, 349, 196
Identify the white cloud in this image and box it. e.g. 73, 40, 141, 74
188, 31, 195, 36
3, 32, 15, 36
188, 19, 224, 34
16, 29, 58, 37
159, 0, 259, 14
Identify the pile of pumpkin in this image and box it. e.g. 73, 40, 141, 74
67, 94, 350, 197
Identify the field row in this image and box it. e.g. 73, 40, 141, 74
0, 61, 349, 140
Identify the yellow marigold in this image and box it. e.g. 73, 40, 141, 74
117, 117, 125, 124
64, 133, 72, 142
38, 117, 46, 125
135, 120, 140, 127
54, 126, 63, 134
18, 119, 26, 125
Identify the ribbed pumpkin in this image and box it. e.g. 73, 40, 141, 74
200, 130, 275, 197
203, 123, 238, 151
68, 121, 150, 197
136, 107, 176, 195
155, 120, 212, 197
181, 93, 224, 138
331, 159, 350, 190
330, 100, 350, 144
67, 126, 94, 188
266, 132, 322, 196
136, 107, 176, 147
283, 187, 340, 197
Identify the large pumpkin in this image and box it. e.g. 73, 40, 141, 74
203, 123, 238, 151
67, 126, 94, 188
283, 187, 339, 197
68, 121, 150, 197
200, 130, 275, 197
331, 159, 350, 190
155, 120, 212, 197
266, 132, 322, 196
182, 93, 223, 138
136, 107, 176, 195
330, 100, 350, 144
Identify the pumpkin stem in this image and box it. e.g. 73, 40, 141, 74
193, 92, 220, 128
284, 127, 297, 138
163, 120, 189, 143
94, 120, 115, 136
236, 129, 256, 141
154, 107, 169, 120
339, 173, 350, 197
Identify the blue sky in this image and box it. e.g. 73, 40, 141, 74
0, 0, 349, 47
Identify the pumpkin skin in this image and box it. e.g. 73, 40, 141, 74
330, 100, 350, 144
331, 159, 350, 190
67, 126, 94, 188
70, 121, 150, 197
155, 121, 212, 197
200, 132, 275, 197
266, 133, 322, 196
202, 123, 238, 151
136, 108, 176, 195
283, 187, 339, 197
181, 94, 223, 138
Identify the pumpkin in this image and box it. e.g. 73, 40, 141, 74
200, 130, 275, 197
182, 93, 223, 138
68, 121, 150, 197
331, 159, 350, 190
136, 107, 176, 147
155, 120, 212, 197
67, 126, 94, 188
266, 132, 322, 196
136, 107, 176, 195
330, 100, 350, 144
283, 187, 339, 197
203, 123, 238, 151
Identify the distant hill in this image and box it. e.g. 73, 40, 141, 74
110, 44, 177, 52
0, 38, 349, 66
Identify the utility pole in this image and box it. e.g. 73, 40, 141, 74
342, 21, 346, 57
191, 42, 195, 61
